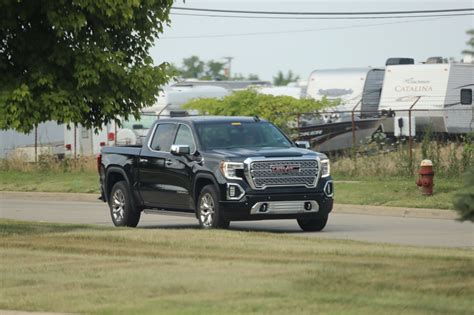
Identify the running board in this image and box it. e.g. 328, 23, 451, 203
143, 209, 195, 218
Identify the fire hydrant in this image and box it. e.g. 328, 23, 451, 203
416, 159, 435, 196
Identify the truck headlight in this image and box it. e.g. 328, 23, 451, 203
320, 159, 330, 178
220, 161, 244, 179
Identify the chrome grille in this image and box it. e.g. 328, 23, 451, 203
247, 159, 319, 189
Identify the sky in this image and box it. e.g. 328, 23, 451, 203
151, 0, 474, 82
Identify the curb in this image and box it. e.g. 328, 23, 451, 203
0, 191, 458, 220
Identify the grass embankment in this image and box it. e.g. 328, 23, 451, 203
0, 169, 462, 209
1, 219, 473, 315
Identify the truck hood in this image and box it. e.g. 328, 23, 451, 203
209, 147, 317, 159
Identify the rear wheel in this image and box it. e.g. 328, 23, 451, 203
109, 181, 141, 227
197, 185, 229, 229
297, 215, 328, 232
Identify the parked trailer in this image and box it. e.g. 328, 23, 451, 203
0, 121, 65, 160
155, 85, 231, 117
306, 67, 385, 115
378, 63, 474, 135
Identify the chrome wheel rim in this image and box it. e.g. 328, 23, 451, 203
199, 193, 215, 228
111, 189, 125, 223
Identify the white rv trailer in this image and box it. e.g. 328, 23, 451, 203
0, 121, 64, 160
155, 85, 230, 117
62, 85, 232, 150
173, 80, 271, 91
378, 63, 474, 134
306, 68, 385, 115
257, 86, 303, 99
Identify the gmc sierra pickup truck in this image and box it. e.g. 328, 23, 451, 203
98, 116, 333, 231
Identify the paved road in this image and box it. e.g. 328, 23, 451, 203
1, 194, 473, 248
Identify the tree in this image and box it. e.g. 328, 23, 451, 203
0, 0, 174, 133
180, 55, 205, 79
273, 70, 300, 86
183, 89, 334, 133
202, 60, 226, 80
462, 29, 474, 57
453, 169, 474, 222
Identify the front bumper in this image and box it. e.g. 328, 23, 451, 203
219, 192, 333, 221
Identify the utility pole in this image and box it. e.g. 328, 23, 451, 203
223, 56, 233, 79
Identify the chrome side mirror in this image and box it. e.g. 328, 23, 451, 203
170, 144, 190, 155
295, 141, 310, 149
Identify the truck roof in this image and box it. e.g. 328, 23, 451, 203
157, 116, 268, 124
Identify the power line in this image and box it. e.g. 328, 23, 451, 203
171, 7, 474, 16
161, 16, 456, 40
170, 12, 474, 20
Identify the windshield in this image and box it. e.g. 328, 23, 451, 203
195, 121, 293, 150
121, 115, 156, 130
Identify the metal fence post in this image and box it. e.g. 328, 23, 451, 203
408, 96, 421, 173
352, 100, 362, 158
73, 123, 77, 159
34, 125, 38, 163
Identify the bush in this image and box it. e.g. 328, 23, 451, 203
182, 89, 336, 133
453, 169, 474, 222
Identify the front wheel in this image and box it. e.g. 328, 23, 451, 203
109, 181, 141, 227
197, 185, 229, 229
297, 215, 328, 232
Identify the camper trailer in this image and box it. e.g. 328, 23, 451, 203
173, 80, 271, 91
155, 85, 230, 117
306, 67, 385, 115
300, 68, 385, 152
378, 63, 474, 135
0, 121, 65, 160
62, 85, 232, 151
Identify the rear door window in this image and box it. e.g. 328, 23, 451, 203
150, 123, 176, 152
173, 124, 196, 153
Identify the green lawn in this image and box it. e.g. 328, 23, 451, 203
0, 170, 463, 210
334, 176, 462, 210
0, 170, 98, 193
0, 220, 473, 315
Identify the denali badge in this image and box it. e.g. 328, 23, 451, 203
271, 164, 301, 173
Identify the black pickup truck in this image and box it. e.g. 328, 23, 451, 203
98, 116, 333, 231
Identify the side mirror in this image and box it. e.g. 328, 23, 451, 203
171, 144, 191, 155
295, 141, 310, 149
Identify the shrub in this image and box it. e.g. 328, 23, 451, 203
453, 169, 474, 222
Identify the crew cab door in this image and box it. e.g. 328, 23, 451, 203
138, 123, 195, 209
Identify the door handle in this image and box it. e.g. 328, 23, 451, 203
139, 158, 148, 163
165, 160, 173, 166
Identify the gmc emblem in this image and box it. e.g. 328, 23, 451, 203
271, 165, 300, 173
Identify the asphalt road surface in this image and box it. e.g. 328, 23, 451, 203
1, 194, 473, 248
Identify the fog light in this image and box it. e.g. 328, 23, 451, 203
229, 186, 236, 197
304, 202, 312, 211
260, 203, 268, 213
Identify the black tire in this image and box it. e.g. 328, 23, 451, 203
109, 181, 141, 227
297, 215, 328, 232
197, 184, 230, 229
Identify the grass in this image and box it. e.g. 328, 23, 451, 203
0, 219, 473, 315
333, 176, 462, 209
0, 170, 98, 193
0, 169, 462, 209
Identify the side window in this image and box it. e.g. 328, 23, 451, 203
150, 124, 176, 152
174, 124, 196, 153
460, 89, 472, 105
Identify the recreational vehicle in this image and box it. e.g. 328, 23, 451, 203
306, 67, 385, 115
155, 85, 230, 117
300, 68, 385, 151
378, 63, 474, 135
0, 121, 64, 160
